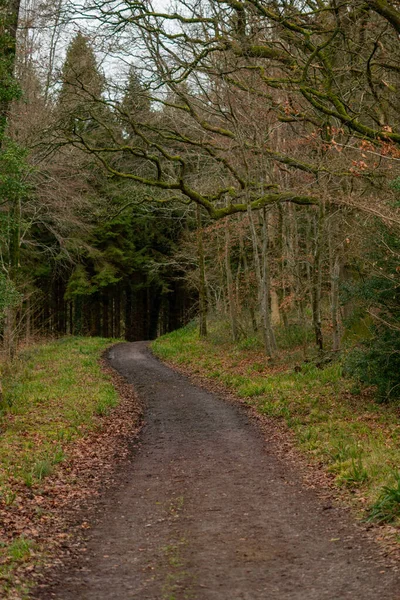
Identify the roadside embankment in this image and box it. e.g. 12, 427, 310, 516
0, 337, 141, 600
152, 323, 400, 549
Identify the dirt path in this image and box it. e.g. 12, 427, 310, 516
40, 342, 400, 599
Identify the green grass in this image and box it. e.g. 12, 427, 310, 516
152, 323, 400, 527
0, 336, 118, 596
368, 474, 400, 523
0, 337, 118, 492
7, 536, 35, 562
0, 536, 37, 597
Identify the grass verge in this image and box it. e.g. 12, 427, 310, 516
0, 336, 131, 599
152, 322, 400, 531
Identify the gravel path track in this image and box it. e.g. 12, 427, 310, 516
41, 341, 400, 600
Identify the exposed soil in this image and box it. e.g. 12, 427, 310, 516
37, 342, 400, 599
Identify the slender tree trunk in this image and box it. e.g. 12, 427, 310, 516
286, 203, 306, 324
329, 232, 341, 352
43, 0, 63, 104
124, 285, 133, 340
93, 295, 101, 336
270, 290, 281, 326
277, 204, 289, 328
225, 220, 239, 342
74, 296, 83, 335
149, 286, 161, 339
247, 203, 276, 357
216, 230, 227, 318
261, 208, 277, 354
102, 293, 109, 338
306, 215, 314, 312
239, 223, 257, 332
110, 294, 115, 338
197, 205, 207, 338
311, 202, 325, 352
115, 289, 121, 338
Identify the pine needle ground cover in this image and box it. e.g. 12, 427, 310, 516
0, 337, 139, 599
152, 323, 400, 534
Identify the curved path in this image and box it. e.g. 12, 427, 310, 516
44, 342, 400, 599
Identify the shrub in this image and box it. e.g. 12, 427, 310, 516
344, 327, 400, 401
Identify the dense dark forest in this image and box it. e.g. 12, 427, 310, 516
0, 15, 195, 345
1, 0, 400, 399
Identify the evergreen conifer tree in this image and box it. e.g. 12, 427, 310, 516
0, 0, 21, 144
58, 32, 104, 133
120, 66, 150, 121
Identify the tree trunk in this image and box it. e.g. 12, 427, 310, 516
43, 0, 63, 104
197, 205, 207, 338
114, 289, 121, 338
239, 223, 257, 332
149, 286, 161, 340
271, 289, 281, 326
330, 248, 341, 352
102, 293, 109, 338
277, 204, 289, 328
247, 203, 276, 357
225, 220, 239, 342
124, 285, 133, 340
261, 207, 277, 354
74, 296, 83, 336
311, 202, 325, 352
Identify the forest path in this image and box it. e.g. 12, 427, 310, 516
42, 342, 399, 600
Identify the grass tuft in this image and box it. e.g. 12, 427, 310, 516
7, 537, 34, 562
368, 474, 400, 524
